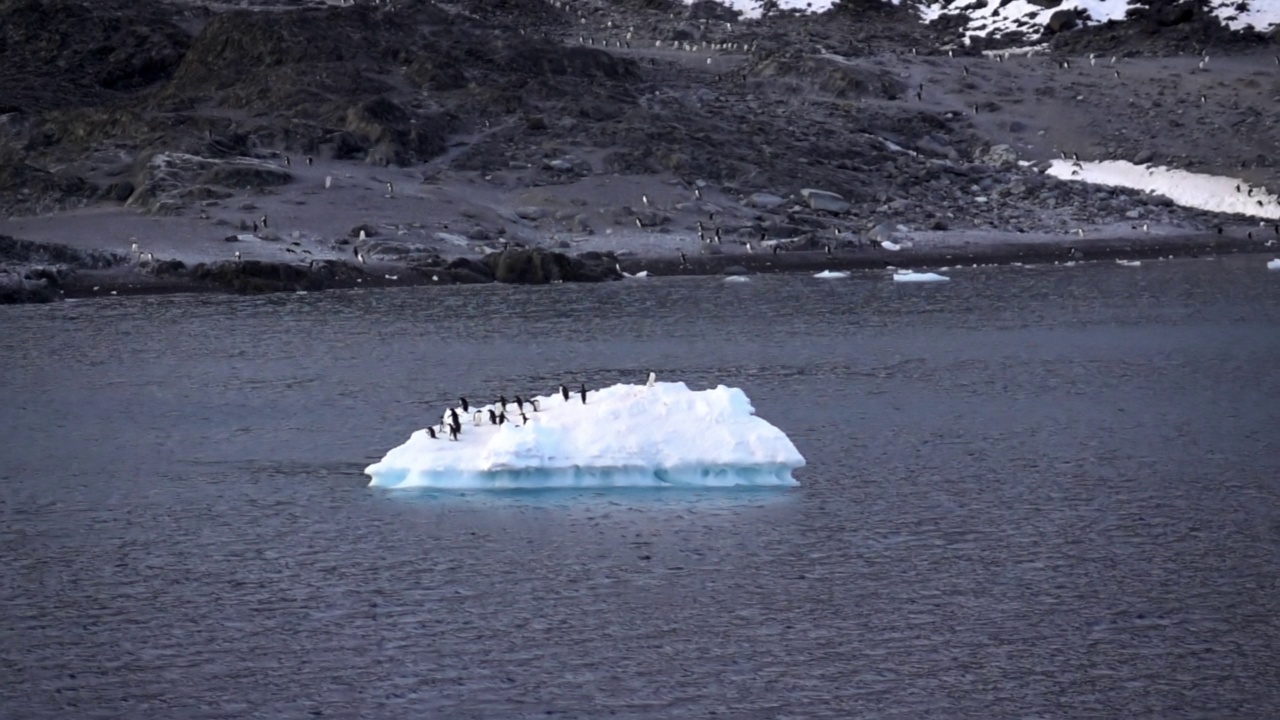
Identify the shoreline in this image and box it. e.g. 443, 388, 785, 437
9, 232, 1269, 303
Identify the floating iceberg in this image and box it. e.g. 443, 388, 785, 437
893, 270, 950, 283
814, 270, 850, 279
1269, 259, 1280, 271
365, 382, 806, 489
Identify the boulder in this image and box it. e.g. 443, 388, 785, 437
745, 192, 787, 210
800, 188, 851, 214
979, 144, 1018, 169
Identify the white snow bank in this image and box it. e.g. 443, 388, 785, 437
1047, 160, 1280, 220
1268, 258, 1280, 271
902, 0, 1277, 40
365, 382, 805, 489
893, 270, 950, 283
814, 270, 850, 279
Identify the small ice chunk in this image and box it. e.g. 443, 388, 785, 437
892, 270, 950, 283
1268, 258, 1280, 270
813, 270, 850, 279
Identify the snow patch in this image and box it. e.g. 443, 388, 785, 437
814, 270, 850, 278
1047, 160, 1280, 220
1268, 258, 1280, 271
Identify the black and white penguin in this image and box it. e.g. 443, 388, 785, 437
488, 408, 498, 425
646, 371, 656, 387
449, 425, 459, 441
284, 155, 291, 167
449, 408, 460, 427
499, 394, 508, 409
579, 383, 587, 404
529, 398, 540, 412
560, 384, 570, 402
426, 427, 437, 439
515, 396, 525, 413
306, 156, 313, 166
497, 410, 507, 425
460, 397, 470, 413
679, 250, 688, 268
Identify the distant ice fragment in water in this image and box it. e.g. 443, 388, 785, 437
1269, 258, 1280, 271
892, 270, 950, 283
365, 382, 806, 489
1115, 259, 1142, 267
813, 270, 850, 279
724, 276, 750, 283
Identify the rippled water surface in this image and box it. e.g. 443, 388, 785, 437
3, 259, 1279, 718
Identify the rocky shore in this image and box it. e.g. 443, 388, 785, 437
1, 0, 1277, 303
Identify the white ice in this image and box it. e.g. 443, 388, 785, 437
1115, 259, 1141, 267
1268, 258, 1280, 270
1047, 160, 1280, 220
724, 275, 750, 283
365, 381, 806, 489
814, 270, 850, 279
893, 270, 950, 283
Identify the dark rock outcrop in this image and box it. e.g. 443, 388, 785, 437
483, 248, 622, 284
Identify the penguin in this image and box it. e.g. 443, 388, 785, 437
449, 425, 459, 441
520, 412, 529, 425
253, 220, 259, 232
635, 217, 644, 229
679, 250, 688, 268
325, 176, 332, 189
497, 410, 507, 425
529, 398, 540, 412
1067, 247, 1084, 260
353, 245, 360, 260
260, 215, 268, 229
579, 383, 587, 404
560, 384, 570, 402
284, 155, 291, 167
488, 408, 498, 425
825, 244, 833, 255
772, 244, 780, 255
386, 181, 394, 194
426, 427, 437, 439
473, 410, 485, 425
642, 194, 650, 207
499, 394, 508, 409
460, 397, 470, 413
234, 250, 241, 261
646, 371, 656, 387
694, 187, 702, 200
515, 396, 524, 413
449, 408, 460, 427
306, 156, 314, 166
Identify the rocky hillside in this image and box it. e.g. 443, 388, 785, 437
0, 0, 1276, 244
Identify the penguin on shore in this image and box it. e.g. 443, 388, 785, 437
560, 384, 570, 402
488, 408, 498, 425
426, 427, 437, 439
515, 396, 525, 413
579, 383, 587, 404
460, 397, 470, 413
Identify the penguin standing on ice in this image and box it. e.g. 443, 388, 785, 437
515, 395, 525, 413
646, 371, 657, 387
426, 427, 437, 439
460, 397, 470, 413
560, 384, 570, 402
448, 425, 459, 441
579, 383, 587, 404
488, 408, 498, 425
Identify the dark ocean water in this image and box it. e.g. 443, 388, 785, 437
2, 258, 1279, 719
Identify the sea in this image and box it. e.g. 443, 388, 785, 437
2, 257, 1278, 719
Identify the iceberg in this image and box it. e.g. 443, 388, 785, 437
1269, 259, 1280, 271
814, 270, 850, 279
365, 382, 806, 489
